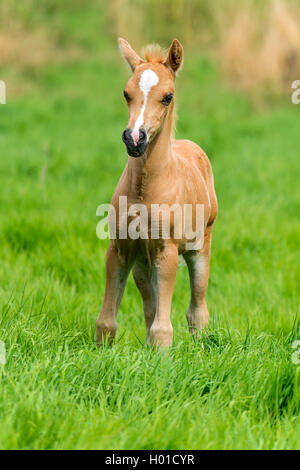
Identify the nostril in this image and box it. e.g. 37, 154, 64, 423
122, 128, 131, 144
139, 128, 147, 142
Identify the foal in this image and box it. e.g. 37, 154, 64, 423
96, 38, 218, 349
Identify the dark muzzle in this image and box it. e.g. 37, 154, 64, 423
122, 127, 148, 158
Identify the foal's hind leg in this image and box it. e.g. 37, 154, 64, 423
132, 262, 157, 344
183, 227, 212, 339
96, 242, 130, 346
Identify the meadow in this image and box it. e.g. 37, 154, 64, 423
0, 1, 300, 449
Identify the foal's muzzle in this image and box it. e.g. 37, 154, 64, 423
122, 127, 148, 158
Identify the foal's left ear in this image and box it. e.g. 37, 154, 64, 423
164, 39, 183, 74
118, 37, 143, 72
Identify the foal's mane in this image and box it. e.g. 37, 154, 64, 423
142, 44, 167, 64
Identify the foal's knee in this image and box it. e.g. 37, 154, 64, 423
96, 318, 117, 346
149, 322, 173, 349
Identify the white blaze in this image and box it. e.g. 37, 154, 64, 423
132, 69, 159, 145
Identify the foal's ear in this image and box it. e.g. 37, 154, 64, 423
165, 39, 183, 74
118, 38, 143, 72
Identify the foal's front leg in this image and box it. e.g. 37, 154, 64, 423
149, 242, 178, 349
96, 242, 130, 346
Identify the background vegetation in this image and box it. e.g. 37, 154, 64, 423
0, 0, 299, 449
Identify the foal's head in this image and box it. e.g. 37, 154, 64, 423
119, 38, 183, 158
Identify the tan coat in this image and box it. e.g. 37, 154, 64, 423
96, 39, 218, 349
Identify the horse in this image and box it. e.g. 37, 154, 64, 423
96, 38, 218, 349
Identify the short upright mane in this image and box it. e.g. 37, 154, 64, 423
142, 44, 166, 64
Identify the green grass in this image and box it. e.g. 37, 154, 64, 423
0, 1, 300, 450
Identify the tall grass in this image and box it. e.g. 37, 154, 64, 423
219, 0, 300, 92
0, 0, 85, 69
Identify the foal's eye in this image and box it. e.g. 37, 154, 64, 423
123, 90, 131, 102
162, 93, 173, 105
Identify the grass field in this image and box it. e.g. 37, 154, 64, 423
0, 2, 300, 450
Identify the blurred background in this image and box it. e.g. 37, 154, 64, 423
2, 0, 300, 96
112, 0, 300, 96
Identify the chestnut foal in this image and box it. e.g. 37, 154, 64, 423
96, 38, 218, 349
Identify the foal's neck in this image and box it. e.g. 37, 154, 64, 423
127, 104, 174, 200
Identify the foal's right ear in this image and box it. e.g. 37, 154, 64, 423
118, 38, 143, 72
